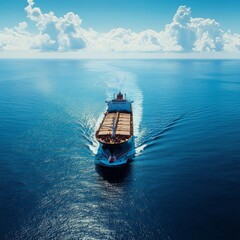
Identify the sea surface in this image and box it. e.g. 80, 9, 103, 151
0, 59, 240, 240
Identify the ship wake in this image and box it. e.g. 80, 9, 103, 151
75, 62, 187, 163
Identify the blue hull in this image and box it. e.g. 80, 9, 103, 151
95, 137, 135, 167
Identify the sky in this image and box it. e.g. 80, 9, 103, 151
0, 0, 239, 57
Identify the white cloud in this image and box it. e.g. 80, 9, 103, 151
0, 1, 239, 54
159, 6, 225, 52
92, 28, 161, 52
14, 22, 28, 32
27, 0, 34, 7
223, 32, 240, 52
24, 1, 90, 51
0, 24, 40, 51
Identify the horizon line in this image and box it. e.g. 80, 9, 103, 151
0, 51, 240, 60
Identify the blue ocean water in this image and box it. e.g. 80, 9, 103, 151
0, 59, 240, 240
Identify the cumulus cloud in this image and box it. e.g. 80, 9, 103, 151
160, 6, 225, 52
0, 0, 239, 54
93, 28, 161, 52
93, 28, 180, 52
223, 32, 240, 52
0, 22, 42, 51
24, 0, 90, 51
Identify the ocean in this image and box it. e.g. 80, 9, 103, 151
0, 59, 240, 240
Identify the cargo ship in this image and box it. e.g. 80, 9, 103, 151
95, 92, 134, 167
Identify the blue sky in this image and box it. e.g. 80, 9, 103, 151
0, 0, 239, 56
0, 0, 239, 33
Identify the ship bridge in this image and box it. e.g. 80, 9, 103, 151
106, 92, 132, 113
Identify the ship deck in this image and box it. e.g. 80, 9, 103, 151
96, 112, 133, 144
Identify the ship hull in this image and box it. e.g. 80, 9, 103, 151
96, 137, 135, 167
